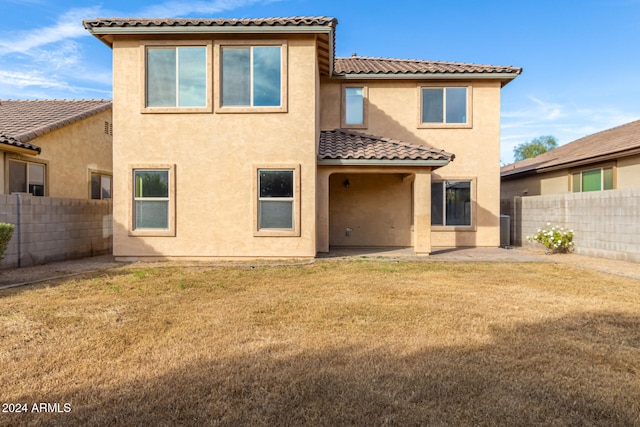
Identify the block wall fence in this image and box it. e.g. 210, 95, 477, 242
503, 189, 640, 263
0, 194, 112, 269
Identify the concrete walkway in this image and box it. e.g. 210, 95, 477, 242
2, 246, 639, 289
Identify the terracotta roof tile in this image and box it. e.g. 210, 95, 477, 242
0, 132, 41, 153
83, 16, 338, 29
335, 56, 522, 76
319, 129, 454, 162
0, 100, 112, 142
501, 119, 640, 177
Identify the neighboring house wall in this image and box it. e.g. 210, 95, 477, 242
514, 189, 640, 262
320, 79, 503, 248
617, 154, 640, 189
0, 194, 112, 268
111, 35, 319, 258
2, 109, 113, 199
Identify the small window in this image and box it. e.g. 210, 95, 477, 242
9, 160, 45, 196
133, 170, 170, 230
146, 46, 207, 108
431, 180, 472, 226
572, 167, 614, 192
221, 46, 282, 107
91, 173, 112, 200
420, 86, 470, 126
342, 85, 367, 128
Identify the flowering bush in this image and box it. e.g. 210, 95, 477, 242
527, 223, 574, 254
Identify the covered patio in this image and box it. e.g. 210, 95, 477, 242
316, 129, 454, 256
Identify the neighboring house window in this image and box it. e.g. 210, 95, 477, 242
254, 165, 300, 236
342, 85, 368, 128
91, 172, 112, 200
572, 167, 614, 192
143, 42, 211, 111
216, 41, 287, 113
419, 86, 470, 127
9, 160, 45, 196
431, 180, 472, 226
130, 165, 176, 237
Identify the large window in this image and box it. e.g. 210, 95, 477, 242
9, 160, 45, 196
342, 85, 367, 128
420, 86, 469, 126
218, 42, 286, 111
133, 169, 171, 231
572, 167, 614, 192
431, 180, 472, 226
145, 45, 208, 109
91, 172, 112, 200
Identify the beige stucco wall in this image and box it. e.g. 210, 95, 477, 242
320, 79, 503, 248
617, 154, 640, 189
3, 110, 113, 199
329, 173, 412, 247
111, 35, 318, 259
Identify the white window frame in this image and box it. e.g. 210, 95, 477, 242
341, 84, 368, 129
418, 84, 472, 129
140, 40, 212, 114
129, 164, 176, 237
215, 40, 288, 114
253, 164, 300, 237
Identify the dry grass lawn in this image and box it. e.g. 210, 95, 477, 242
1, 260, 639, 426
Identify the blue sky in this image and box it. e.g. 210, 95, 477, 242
1, 0, 639, 164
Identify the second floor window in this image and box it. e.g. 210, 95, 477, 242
421, 87, 468, 124
342, 85, 367, 128
146, 46, 207, 108
9, 160, 45, 196
221, 46, 282, 107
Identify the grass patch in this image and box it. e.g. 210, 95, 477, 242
1, 261, 639, 426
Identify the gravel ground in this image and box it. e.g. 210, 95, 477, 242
1, 247, 639, 290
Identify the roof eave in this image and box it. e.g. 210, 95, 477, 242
86, 24, 335, 48
0, 144, 40, 156
318, 159, 451, 167
332, 72, 519, 85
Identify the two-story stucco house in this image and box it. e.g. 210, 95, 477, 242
83, 16, 520, 260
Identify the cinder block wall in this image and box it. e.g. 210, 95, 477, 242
0, 194, 112, 268
512, 189, 640, 262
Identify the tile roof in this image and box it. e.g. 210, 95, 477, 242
83, 16, 338, 30
319, 129, 454, 164
0, 100, 112, 142
501, 119, 640, 177
0, 132, 41, 154
335, 56, 522, 77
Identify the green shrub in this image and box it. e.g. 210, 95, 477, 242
0, 223, 15, 260
527, 223, 574, 254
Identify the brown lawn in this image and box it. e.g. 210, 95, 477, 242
1, 260, 639, 426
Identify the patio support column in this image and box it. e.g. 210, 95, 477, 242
413, 169, 432, 255
316, 168, 330, 253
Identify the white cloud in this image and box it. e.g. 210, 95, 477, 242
0, 7, 102, 55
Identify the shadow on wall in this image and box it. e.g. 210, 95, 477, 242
6, 311, 639, 425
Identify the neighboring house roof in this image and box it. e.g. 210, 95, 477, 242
501, 119, 640, 178
319, 129, 454, 166
0, 99, 112, 142
335, 56, 522, 86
